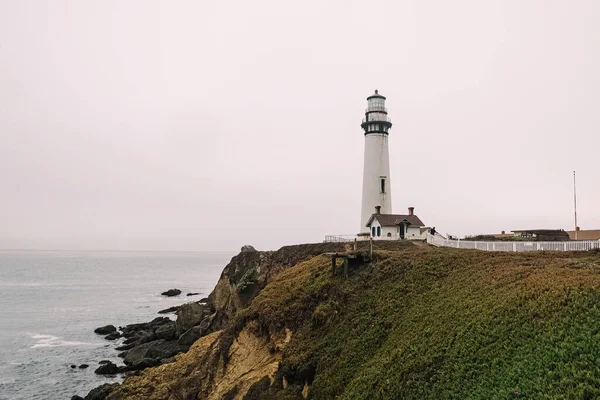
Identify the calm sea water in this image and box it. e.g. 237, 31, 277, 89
0, 250, 235, 400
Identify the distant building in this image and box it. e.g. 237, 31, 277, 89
566, 228, 600, 241
511, 229, 570, 241
365, 206, 429, 240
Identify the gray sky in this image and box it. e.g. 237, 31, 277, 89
1, 0, 598, 251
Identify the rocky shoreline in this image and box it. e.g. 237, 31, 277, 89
72, 290, 218, 400
72, 243, 349, 400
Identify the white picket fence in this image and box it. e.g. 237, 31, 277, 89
427, 234, 600, 252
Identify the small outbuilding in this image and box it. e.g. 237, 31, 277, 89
365, 206, 429, 240
511, 229, 570, 241
566, 228, 600, 241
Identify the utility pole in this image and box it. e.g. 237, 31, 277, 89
574, 170, 578, 240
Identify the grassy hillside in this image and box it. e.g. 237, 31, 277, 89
238, 243, 600, 399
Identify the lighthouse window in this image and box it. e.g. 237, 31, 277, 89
381, 178, 386, 194
372, 227, 376, 237
376, 227, 381, 237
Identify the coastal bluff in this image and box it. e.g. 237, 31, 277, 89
84, 242, 600, 399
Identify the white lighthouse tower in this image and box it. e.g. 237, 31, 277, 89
359, 90, 393, 233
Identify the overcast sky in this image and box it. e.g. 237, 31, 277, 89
1, 0, 598, 251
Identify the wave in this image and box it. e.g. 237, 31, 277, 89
0, 281, 62, 287
28, 333, 93, 349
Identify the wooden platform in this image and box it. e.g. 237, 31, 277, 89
325, 252, 359, 277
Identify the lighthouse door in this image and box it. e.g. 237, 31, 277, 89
398, 223, 405, 240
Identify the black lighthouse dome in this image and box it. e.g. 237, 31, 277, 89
361, 89, 393, 135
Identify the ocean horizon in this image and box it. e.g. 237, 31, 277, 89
0, 249, 235, 400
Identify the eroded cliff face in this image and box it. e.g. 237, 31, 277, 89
108, 317, 292, 399
101, 242, 351, 400
206, 242, 351, 332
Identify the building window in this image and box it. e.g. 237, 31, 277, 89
381, 178, 386, 194
377, 226, 381, 237
372, 227, 376, 237
387, 232, 392, 238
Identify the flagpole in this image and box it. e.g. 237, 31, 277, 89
573, 170, 578, 240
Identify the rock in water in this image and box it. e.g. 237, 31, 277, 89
94, 325, 116, 335
70, 364, 76, 368
241, 245, 256, 252
94, 361, 119, 375
176, 302, 205, 336
71, 396, 84, 400
104, 331, 121, 340
157, 305, 180, 314
161, 288, 181, 297
186, 292, 200, 296
79, 364, 89, 369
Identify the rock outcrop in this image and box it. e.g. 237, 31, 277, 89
94, 361, 119, 375
161, 288, 181, 297
106, 321, 292, 400
175, 302, 208, 336
93, 325, 116, 335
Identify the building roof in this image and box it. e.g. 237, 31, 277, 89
367, 89, 386, 100
366, 213, 425, 228
511, 229, 567, 234
566, 230, 600, 240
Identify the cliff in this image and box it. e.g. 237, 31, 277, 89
101, 242, 600, 399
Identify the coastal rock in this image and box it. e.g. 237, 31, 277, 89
198, 297, 209, 303
94, 361, 119, 375
157, 305, 180, 314
177, 325, 204, 346
241, 245, 256, 252
155, 323, 177, 341
84, 383, 120, 400
123, 339, 182, 366
122, 336, 138, 345
161, 288, 181, 297
178, 313, 216, 346
121, 317, 172, 339
115, 343, 135, 351
71, 396, 84, 400
94, 325, 116, 335
187, 292, 199, 296
176, 302, 205, 336
122, 357, 161, 372
98, 360, 111, 364
104, 332, 121, 340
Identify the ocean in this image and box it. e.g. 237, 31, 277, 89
0, 250, 235, 400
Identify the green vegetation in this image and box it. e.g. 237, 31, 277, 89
239, 244, 600, 399
236, 267, 258, 293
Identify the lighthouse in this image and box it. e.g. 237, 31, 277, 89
360, 90, 393, 233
